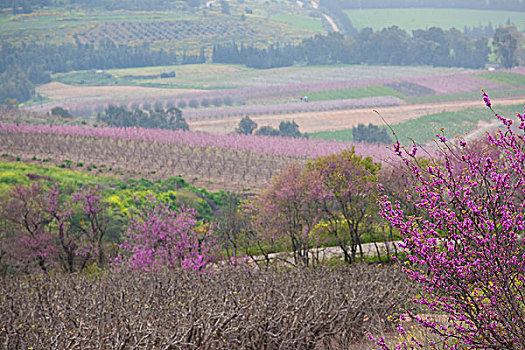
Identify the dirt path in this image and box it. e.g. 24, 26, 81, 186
322, 13, 339, 32
188, 97, 525, 134
311, 0, 339, 32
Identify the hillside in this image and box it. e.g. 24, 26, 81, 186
0, 0, 326, 50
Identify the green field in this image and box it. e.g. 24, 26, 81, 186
0, 10, 195, 44
308, 128, 357, 142
303, 86, 405, 101
309, 104, 524, 145
474, 72, 525, 86
406, 88, 525, 104
0, 0, 323, 49
344, 8, 525, 32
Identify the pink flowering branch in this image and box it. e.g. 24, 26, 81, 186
377, 92, 525, 348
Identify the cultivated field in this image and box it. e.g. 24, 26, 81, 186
26, 64, 525, 144
0, 122, 392, 191
187, 97, 525, 134
37, 82, 203, 100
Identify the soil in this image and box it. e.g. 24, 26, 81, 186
188, 97, 525, 134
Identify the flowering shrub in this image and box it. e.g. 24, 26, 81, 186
375, 93, 525, 348
114, 194, 216, 272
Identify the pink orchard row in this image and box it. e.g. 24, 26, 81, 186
0, 122, 392, 160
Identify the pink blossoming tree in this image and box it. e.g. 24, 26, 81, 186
115, 194, 216, 272
374, 93, 525, 348
1, 183, 108, 273
249, 163, 326, 267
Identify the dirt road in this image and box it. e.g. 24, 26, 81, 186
322, 14, 339, 32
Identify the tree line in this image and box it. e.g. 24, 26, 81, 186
235, 116, 308, 138
213, 27, 491, 68
97, 105, 189, 131
0, 40, 181, 104
212, 43, 294, 69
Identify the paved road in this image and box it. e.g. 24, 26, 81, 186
252, 241, 403, 265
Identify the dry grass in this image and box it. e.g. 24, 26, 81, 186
188, 97, 525, 134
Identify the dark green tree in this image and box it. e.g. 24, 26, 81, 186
493, 26, 519, 68
172, 110, 189, 131
97, 105, 188, 131
279, 120, 303, 138
235, 116, 257, 135
51, 106, 72, 118
352, 123, 391, 144
255, 126, 280, 136
0, 68, 34, 104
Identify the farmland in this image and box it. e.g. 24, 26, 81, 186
0, 0, 325, 51
308, 103, 525, 144
189, 98, 525, 135
25, 64, 525, 140
344, 8, 525, 32
2, 0, 525, 347
0, 122, 394, 192
55, 64, 466, 90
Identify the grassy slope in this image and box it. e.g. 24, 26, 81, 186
0, 160, 227, 221
406, 88, 525, 104
474, 72, 525, 86
270, 13, 325, 32
303, 86, 405, 101
344, 8, 525, 32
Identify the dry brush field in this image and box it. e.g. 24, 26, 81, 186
0, 265, 413, 349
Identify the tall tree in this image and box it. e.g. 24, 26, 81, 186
308, 148, 381, 264
250, 163, 325, 267
493, 26, 519, 68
